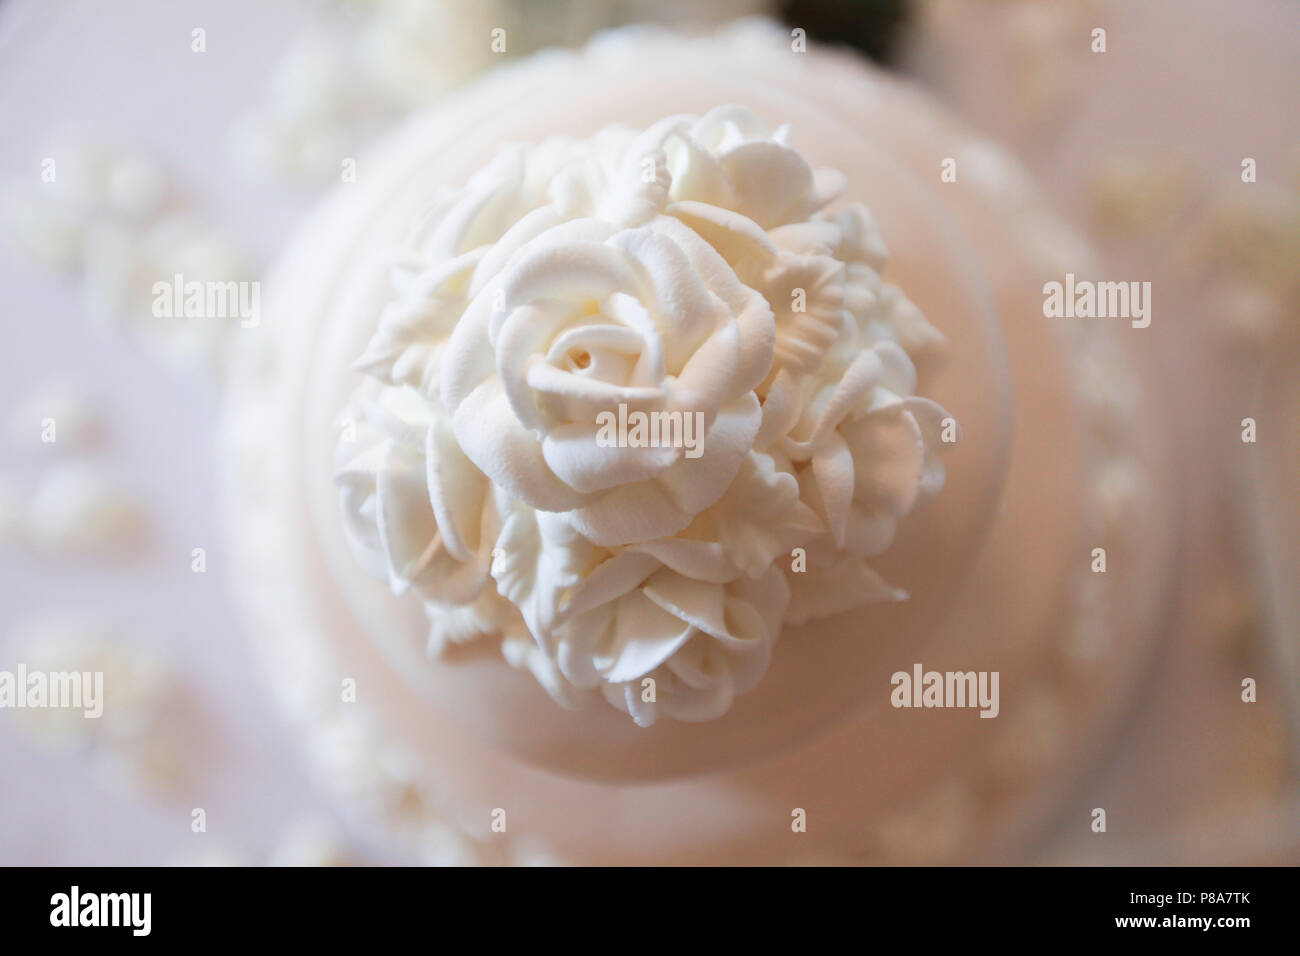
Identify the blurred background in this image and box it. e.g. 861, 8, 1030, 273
0, 0, 1296, 865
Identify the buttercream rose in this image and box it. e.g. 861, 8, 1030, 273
440, 219, 773, 546
336, 106, 957, 725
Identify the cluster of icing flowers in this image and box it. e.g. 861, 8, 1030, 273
337, 106, 955, 725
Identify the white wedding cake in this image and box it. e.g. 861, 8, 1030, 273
221, 22, 1174, 864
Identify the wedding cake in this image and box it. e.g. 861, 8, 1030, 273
221, 22, 1174, 864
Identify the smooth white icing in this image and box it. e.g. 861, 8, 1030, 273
336, 106, 957, 725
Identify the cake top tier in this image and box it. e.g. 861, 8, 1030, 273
336, 104, 958, 727
293, 23, 1013, 778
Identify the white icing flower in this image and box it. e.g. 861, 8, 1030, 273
336, 378, 496, 606
338, 107, 955, 725
2, 132, 247, 376
441, 218, 773, 546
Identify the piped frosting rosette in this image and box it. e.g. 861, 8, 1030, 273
335, 106, 957, 726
